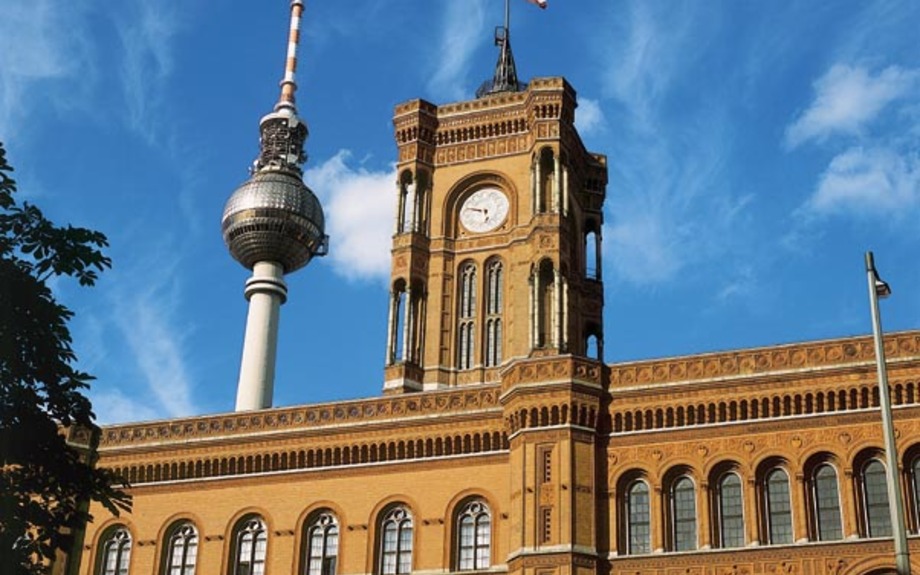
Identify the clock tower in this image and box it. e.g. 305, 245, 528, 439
383, 77, 607, 393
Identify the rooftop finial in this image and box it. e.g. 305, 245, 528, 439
276, 0, 304, 112
476, 0, 526, 97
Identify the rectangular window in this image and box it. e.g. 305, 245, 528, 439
541, 448, 552, 484
541, 508, 552, 543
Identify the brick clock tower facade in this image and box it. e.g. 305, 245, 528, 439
385, 78, 609, 575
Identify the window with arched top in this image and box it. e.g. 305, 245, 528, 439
304, 511, 338, 575
764, 468, 793, 544
457, 263, 477, 370
456, 500, 491, 570
378, 506, 413, 575
812, 464, 843, 541
231, 516, 267, 575
715, 473, 744, 548
484, 260, 503, 367
164, 522, 198, 575
669, 476, 697, 551
625, 480, 651, 554
98, 526, 131, 575
861, 459, 892, 537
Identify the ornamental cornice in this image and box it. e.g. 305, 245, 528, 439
608, 331, 920, 390
99, 385, 501, 451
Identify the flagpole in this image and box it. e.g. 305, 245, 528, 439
505, 0, 511, 35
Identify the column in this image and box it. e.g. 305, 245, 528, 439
385, 289, 397, 364
395, 180, 405, 234
552, 155, 561, 213
792, 472, 808, 542
535, 158, 543, 213
698, 481, 712, 549
530, 162, 537, 216
235, 261, 287, 411
562, 166, 569, 216
406, 183, 416, 232
531, 272, 540, 348
651, 483, 664, 552
841, 467, 858, 538
552, 269, 562, 348
744, 477, 760, 545
561, 278, 569, 350
595, 231, 603, 280
401, 286, 413, 362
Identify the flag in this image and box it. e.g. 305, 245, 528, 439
526, 0, 548, 9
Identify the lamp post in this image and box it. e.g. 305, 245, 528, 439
865, 251, 911, 575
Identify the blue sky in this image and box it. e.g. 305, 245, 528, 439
2, 1, 919, 424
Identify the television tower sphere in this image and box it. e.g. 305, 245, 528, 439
222, 168, 326, 273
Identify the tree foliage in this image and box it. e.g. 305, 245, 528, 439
0, 142, 131, 574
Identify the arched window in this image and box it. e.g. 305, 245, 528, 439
716, 473, 744, 548
764, 468, 793, 544
165, 522, 198, 575
457, 263, 477, 370
625, 480, 650, 554
670, 476, 697, 551
379, 506, 413, 575
484, 260, 503, 367
99, 526, 131, 575
861, 460, 892, 537
812, 464, 843, 541
456, 500, 491, 570
304, 512, 338, 575
231, 516, 267, 575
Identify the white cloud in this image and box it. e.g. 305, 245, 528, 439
575, 98, 605, 136
90, 389, 161, 425
305, 152, 396, 282
785, 64, 919, 148
804, 147, 920, 217
426, 0, 487, 101
0, 1, 92, 136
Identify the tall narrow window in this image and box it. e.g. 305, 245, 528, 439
813, 464, 843, 541
626, 480, 651, 554
99, 527, 131, 575
717, 473, 744, 548
457, 263, 477, 370
305, 512, 339, 575
457, 500, 491, 570
379, 506, 413, 575
484, 260, 503, 367
165, 522, 198, 575
671, 476, 697, 551
862, 460, 892, 537
765, 468, 793, 544
233, 516, 267, 575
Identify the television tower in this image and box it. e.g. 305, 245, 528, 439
222, 0, 328, 411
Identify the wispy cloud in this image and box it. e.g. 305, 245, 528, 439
427, 0, 487, 101
785, 64, 919, 149
114, 1, 183, 143
77, 240, 199, 424
305, 152, 395, 282
575, 97, 605, 137
596, 4, 755, 288
0, 1, 93, 138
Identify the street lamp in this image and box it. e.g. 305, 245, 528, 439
865, 251, 911, 575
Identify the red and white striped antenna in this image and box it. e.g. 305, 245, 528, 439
276, 0, 304, 112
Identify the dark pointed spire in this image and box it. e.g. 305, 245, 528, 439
476, 0, 527, 98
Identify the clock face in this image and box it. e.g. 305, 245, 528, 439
459, 188, 509, 233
